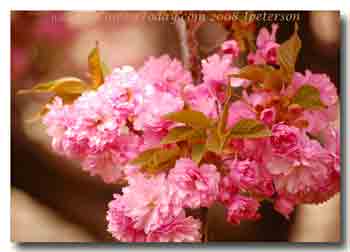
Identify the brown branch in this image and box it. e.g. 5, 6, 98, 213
175, 18, 203, 84
200, 207, 209, 242
175, 17, 209, 242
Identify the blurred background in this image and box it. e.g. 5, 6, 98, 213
11, 11, 341, 242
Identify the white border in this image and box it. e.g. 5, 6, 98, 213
2, 1, 349, 251
4, 0, 349, 11
0, 3, 12, 252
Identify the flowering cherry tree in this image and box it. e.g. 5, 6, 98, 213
18, 17, 340, 242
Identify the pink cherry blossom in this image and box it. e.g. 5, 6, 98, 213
256, 24, 278, 49
201, 52, 249, 99
138, 55, 192, 96
268, 138, 339, 204
247, 51, 266, 65
123, 164, 141, 179
242, 139, 268, 163
133, 86, 184, 133
81, 134, 143, 183
270, 123, 303, 159
107, 173, 202, 242
243, 90, 273, 108
107, 194, 147, 242
266, 122, 340, 206
302, 105, 338, 134
202, 54, 233, 86
61, 66, 143, 158
260, 107, 276, 125
227, 137, 270, 165
227, 158, 274, 197
37, 22, 342, 242
227, 101, 256, 128
226, 195, 261, 225
248, 24, 280, 65
43, 67, 148, 183
140, 130, 167, 150
290, 70, 338, 107
183, 83, 219, 119
273, 196, 295, 219
201, 54, 234, 101
288, 70, 339, 134
101, 66, 144, 116
121, 173, 182, 233
168, 158, 220, 209
146, 212, 201, 242
66, 91, 126, 155
43, 97, 74, 155
321, 125, 340, 174
218, 175, 239, 205
221, 40, 240, 58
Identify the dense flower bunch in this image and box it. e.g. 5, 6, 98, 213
20, 23, 340, 242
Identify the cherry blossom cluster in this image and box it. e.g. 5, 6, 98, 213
39, 23, 340, 242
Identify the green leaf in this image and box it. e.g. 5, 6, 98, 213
145, 146, 180, 174
291, 84, 326, 109
191, 143, 206, 164
17, 78, 88, 121
143, 160, 175, 174
151, 146, 180, 167
19, 78, 87, 100
228, 118, 272, 139
129, 148, 160, 166
17, 77, 87, 95
263, 69, 284, 91
163, 109, 213, 129
88, 43, 104, 89
187, 129, 206, 144
277, 22, 302, 83
17, 44, 108, 124
206, 128, 222, 153
17, 82, 55, 94
52, 78, 88, 95
230, 65, 267, 83
130, 146, 180, 174
230, 65, 283, 91
160, 126, 197, 145
101, 61, 111, 77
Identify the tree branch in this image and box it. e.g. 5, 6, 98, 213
175, 18, 203, 84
